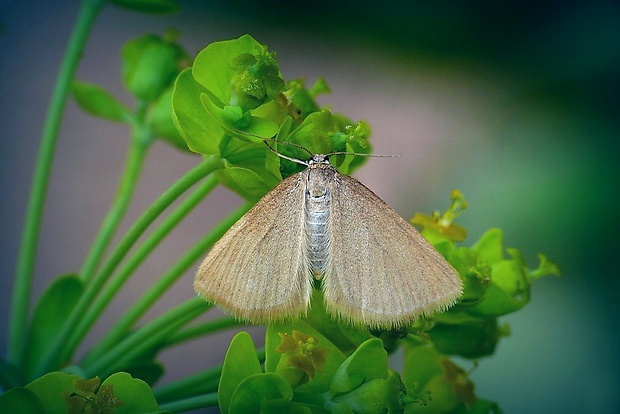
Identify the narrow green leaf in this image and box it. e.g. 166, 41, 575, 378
25, 275, 83, 378
110, 0, 180, 14
72, 80, 132, 122
158, 393, 218, 412
153, 365, 222, 403
219, 332, 263, 414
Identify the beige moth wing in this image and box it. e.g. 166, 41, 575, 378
194, 172, 312, 323
322, 170, 463, 329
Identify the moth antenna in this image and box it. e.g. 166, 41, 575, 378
263, 140, 309, 166
233, 129, 397, 161
325, 151, 399, 159
233, 129, 314, 156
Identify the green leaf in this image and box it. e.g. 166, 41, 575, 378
192, 34, 267, 108
211, 133, 282, 200
25, 275, 84, 378
72, 80, 132, 123
266, 320, 347, 394
285, 79, 322, 119
0, 357, 25, 390
229, 372, 293, 414
101, 372, 160, 414
464, 229, 538, 317
280, 110, 371, 176
4, 371, 163, 413
402, 342, 443, 391
402, 343, 473, 414
0, 387, 43, 413
199, 92, 280, 140
471, 228, 504, 264
121, 359, 165, 386
330, 338, 388, 394
466, 283, 526, 316
447, 249, 491, 307
217, 158, 280, 201
147, 85, 190, 150
172, 68, 225, 154
219, 332, 263, 414
530, 253, 561, 279
122, 34, 187, 102
26, 371, 80, 413
301, 289, 372, 355
430, 318, 501, 359
110, 0, 180, 14
331, 370, 403, 414
488, 258, 527, 298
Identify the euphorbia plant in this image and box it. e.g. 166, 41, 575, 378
0, 2, 559, 412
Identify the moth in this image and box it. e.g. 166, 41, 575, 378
195, 145, 462, 328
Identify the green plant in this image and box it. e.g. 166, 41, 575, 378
0, 1, 559, 412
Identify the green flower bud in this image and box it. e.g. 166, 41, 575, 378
229, 46, 285, 110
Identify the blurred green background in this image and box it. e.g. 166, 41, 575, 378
1, 1, 618, 412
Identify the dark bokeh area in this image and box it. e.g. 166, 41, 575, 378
1, 1, 618, 413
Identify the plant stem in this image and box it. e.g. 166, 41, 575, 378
164, 317, 243, 347
79, 137, 150, 282
7, 0, 105, 366
153, 348, 264, 404
35, 156, 223, 377
158, 394, 219, 412
81, 201, 251, 365
72, 174, 217, 363
83, 297, 209, 378
153, 365, 222, 403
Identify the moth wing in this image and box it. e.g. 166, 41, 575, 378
323, 173, 462, 329
194, 172, 312, 323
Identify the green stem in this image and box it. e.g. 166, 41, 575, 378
153, 348, 264, 404
79, 136, 150, 282
83, 297, 209, 378
7, 0, 105, 365
73, 174, 217, 362
81, 201, 251, 365
158, 394, 219, 412
164, 317, 243, 348
35, 156, 223, 377
153, 365, 222, 403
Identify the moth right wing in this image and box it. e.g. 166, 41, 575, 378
194, 172, 312, 323
322, 172, 463, 329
